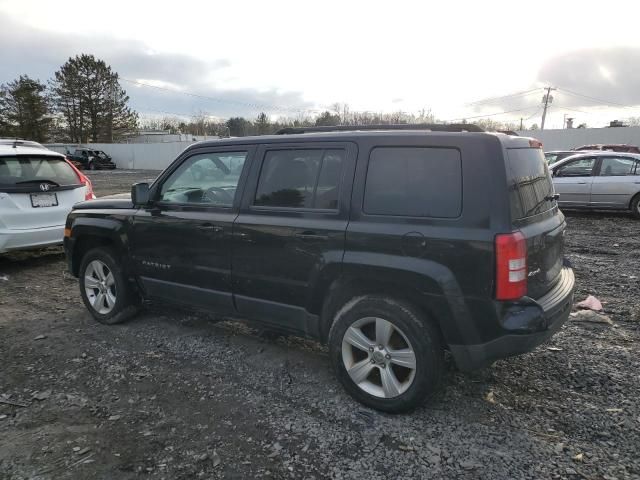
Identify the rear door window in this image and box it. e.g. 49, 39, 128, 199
363, 147, 462, 218
598, 157, 638, 176
507, 148, 556, 220
0, 156, 78, 187
254, 149, 345, 209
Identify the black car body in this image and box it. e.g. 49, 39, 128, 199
64, 125, 574, 412
67, 148, 116, 170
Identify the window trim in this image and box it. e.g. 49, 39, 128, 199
596, 156, 639, 177
249, 146, 346, 213
361, 145, 463, 219
151, 146, 253, 211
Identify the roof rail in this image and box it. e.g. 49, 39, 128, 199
275, 123, 485, 135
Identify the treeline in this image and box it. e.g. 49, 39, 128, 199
140, 107, 446, 137
0, 54, 137, 143
139, 107, 530, 138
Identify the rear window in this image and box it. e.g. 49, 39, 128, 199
364, 147, 462, 218
507, 148, 555, 220
0, 156, 78, 186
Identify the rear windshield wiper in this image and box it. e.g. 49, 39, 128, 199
15, 179, 61, 187
524, 191, 559, 217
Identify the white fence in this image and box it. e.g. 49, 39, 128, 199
516, 126, 640, 151
46, 141, 198, 170
46, 126, 640, 170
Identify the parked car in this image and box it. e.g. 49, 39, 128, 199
64, 124, 575, 412
574, 144, 640, 154
67, 147, 116, 170
550, 152, 640, 218
0, 143, 95, 253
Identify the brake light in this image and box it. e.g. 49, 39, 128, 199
495, 231, 527, 301
65, 159, 95, 200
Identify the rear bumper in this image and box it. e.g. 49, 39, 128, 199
0, 225, 64, 253
450, 267, 575, 371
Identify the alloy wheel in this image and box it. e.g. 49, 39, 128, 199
84, 260, 117, 314
341, 317, 417, 398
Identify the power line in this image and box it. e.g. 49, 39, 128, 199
131, 105, 219, 118
448, 105, 539, 122
121, 77, 315, 114
556, 87, 636, 110
554, 105, 589, 114
466, 88, 542, 107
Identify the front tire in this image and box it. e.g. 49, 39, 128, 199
631, 194, 640, 219
328, 295, 444, 413
78, 247, 138, 324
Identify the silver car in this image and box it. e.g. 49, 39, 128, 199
550, 151, 640, 218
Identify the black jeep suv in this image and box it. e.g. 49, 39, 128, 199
64, 124, 575, 413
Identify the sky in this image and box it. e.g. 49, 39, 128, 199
1, 0, 640, 129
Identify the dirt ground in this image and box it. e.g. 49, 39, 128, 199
1, 170, 639, 479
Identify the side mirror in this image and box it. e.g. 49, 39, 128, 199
131, 182, 150, 206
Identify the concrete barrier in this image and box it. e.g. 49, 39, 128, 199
47, 126, 640, 170
516, 127, 640, 151
46, 141, 198, 170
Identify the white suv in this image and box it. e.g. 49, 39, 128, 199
0, 140, 95, 253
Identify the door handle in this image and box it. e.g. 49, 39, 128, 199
294, 231, 329, 241
577, 181, 587, 184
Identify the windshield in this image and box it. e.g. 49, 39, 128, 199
507, 148, 556, 221
0, 156, 78, 186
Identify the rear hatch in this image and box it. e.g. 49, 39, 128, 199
0, 155, 86, 229
506, 147, 565, 299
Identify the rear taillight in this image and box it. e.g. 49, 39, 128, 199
495, 231, 527, 301
65, 159, 95, 200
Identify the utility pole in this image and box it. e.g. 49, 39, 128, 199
540, 86, 556, 130
520, 118, 523, 131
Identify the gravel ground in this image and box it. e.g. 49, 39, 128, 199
1, 170, 639, 479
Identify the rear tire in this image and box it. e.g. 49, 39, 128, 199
328, 295, 444, 413
631, 194, 640, 219
78, 247, 138, 324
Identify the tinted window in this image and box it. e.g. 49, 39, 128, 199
555, 157, 596, 177
254, 149, 344, 209
159, 151, 247, 206
599, 157, 638, 176
363, 147, 462, 217
0, 156, 78, 186
507, 148, 555, 220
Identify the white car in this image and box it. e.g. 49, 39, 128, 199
0, 140, 95, 253
550, 151, 640, 218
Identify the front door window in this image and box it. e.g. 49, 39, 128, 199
159, 152, 247, 207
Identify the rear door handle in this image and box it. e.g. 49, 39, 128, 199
294, 231, 329, 241
577, 181, 587, 184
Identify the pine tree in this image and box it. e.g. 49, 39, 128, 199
50, 54, 137, 142
0, 75, 52, 142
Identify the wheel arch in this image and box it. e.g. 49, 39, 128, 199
69, 218, 129, 276
314, 262, 468, 348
